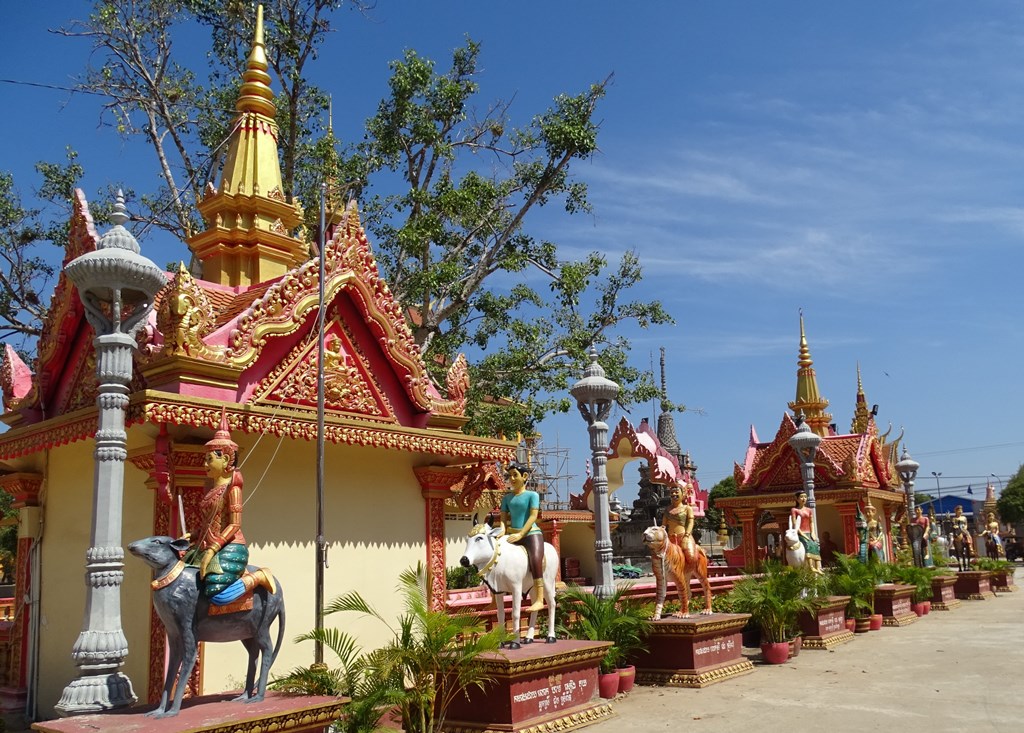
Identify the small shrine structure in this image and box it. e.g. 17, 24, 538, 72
716, 315, 906, 570
0, 10, 514, 716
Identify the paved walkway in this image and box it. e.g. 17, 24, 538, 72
591, 568, 1023, 733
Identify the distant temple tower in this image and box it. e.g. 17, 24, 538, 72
788, 312, 832, 436
850, 362, 872, 434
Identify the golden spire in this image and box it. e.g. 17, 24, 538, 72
850, 361, 871, 434
187, 3, 306, 287
788, 311, 832, 437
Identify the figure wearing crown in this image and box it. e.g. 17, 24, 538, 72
183, 410, 274, 608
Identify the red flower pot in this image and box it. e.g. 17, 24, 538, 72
911, 602, 924, 617
618, 665, 636, 693
869, 614, 883, 631
854, 617, 871, 633
598, 671, 620, 699
760, 641, 790, 664
787, 636, 802, 658
923, 601, 931, 615
845, 618, 856, 633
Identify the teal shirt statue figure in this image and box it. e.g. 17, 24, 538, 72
500, 461, 546, 612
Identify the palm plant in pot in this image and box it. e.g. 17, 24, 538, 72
557, 585, 649, 697
729, 561, 815, 664
890, 564, 935, 616
828, 553, 876, 633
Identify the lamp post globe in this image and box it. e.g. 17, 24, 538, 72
787, 417, 822, 539
896, 448, 920, 516
56, 193, 167, 715
570, 346, 619, 598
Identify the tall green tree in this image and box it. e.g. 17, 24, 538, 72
0, 148, 102, 346
698, 475, 738, 533
996, 464, 1024, 525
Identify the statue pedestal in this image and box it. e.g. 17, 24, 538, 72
990, 569, 1018, 593
930, 574, 961, 610
631, 614, 753, 687
954, 570, 996, 600
798, 596, 853, 649
442, 639, 614, 733
874, 584, 918, 627
31, 693, 347, 733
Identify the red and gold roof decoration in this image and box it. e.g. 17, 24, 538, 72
4, 190, 99, 423
733, 412, 902, 494
607, 416, 681, 490
253, 314, 395, 421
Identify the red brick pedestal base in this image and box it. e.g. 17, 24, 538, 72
442, 640, 614, 733
31, 693, 347, 733
631, 613, 753, 687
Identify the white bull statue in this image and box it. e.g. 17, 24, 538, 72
459, 516, 557, 649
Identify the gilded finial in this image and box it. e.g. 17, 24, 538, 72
797, 309, 812, 368
236, 4, 275, 118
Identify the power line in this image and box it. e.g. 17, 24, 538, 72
0, 77, 239, 115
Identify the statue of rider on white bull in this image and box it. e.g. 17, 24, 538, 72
460, 462, 558, 649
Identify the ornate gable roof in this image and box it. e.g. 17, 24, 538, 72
734, 412, 903, 494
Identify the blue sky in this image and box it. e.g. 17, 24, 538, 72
2, 2, 1022, 505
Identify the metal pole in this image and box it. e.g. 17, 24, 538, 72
314, 182, 327, 665
932, 471, 943, 533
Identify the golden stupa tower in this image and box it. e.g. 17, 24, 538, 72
850, 362, 872, 434
788, 312, 832, 437
187, 4, 306, 287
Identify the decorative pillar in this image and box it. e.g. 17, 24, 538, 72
56, 194, 167, 715
540, 519, 563, 582
0, 473, 42, 702
730, 508, 759, 570
570, 347, 620, 598
896, 449, 922, 566
836, 503, 860, 556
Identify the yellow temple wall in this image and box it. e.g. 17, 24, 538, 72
31, 425, 432, 712
34, 428, 155, 717
557, 523, 597, 582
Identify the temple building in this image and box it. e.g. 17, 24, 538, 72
0, 9, 513, 716
716, 315, 906, 569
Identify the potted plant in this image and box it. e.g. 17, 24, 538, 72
729, 561, 814, 664
557, 584, 649, 698
890, 564, 936, 616
271, 564, 504, 733
975, 557, 1015, 592
828, 553, 876, 633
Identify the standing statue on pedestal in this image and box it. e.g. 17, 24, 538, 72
950, 504, 974, 570
863, 500, 887, 563
789, 490, 822, 573
129, 410, 285, 718
912, 506, 933, 567
981, 511, 1004, 559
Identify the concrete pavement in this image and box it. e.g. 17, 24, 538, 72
590, 568, 1023, 733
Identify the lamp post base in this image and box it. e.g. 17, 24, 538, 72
54, 673, 136, 717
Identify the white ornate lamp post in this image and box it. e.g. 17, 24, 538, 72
896, 448, 921, 566
896, 448, 920, 517
787, 416, 821, 539
56, 194, 167, 715
570, 346, 619, 598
